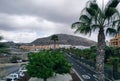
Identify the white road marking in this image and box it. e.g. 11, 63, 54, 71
82, 75, 90, 79
93, 74, 97, 78
95, 78, 98, 81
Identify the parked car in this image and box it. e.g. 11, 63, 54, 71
17, 60, 22, 63
19, 66, 27, 72
18, 71, 24, 77
6, 73, 19, 81
6, 77, 17, 81
22, 59, 28, 62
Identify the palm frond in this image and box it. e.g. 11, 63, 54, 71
86, 8, 96, 16
107, 0, 119, 8
90, 2, 98, 11
91, 24, 100, 31
105, 0, 120, 21
79, 15, 91, 23
117, 26, 120, 33
106, 28, 117, 36
71, 0, 120, 39
74, 25, 91, 35
105, 7, 118, 18
51, 35, 58, 41
113, 19, 120, 26
71, 22, 83, 29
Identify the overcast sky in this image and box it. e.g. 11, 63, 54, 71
0, 0, 117, 43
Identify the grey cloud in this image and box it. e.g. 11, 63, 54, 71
0, 0, 102, 42
0, 23, 16, 31
0, 0, 88, 24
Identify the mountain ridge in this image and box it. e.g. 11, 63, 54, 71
31, 34, 96, 46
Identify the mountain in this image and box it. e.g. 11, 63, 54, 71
31, 34, 96, 46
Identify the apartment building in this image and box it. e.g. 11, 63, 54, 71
110, 34, 120, 47
19, 44, 60, 51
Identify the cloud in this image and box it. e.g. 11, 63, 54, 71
0, 13, 75, 42
0, 30, 40, 43
0, 0, 88, 24
0, 13, 65, 32
0, 0, 116, 43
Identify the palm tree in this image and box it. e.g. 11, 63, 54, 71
71, 0, 120, 81
51, 35, 58, 49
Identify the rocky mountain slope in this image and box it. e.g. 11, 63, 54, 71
31, 34, 96, 46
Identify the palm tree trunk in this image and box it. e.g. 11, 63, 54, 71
96, 28, 106, 81
53, 41, 55, 49
54, 41, 56, 49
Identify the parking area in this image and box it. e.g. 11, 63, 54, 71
0, 63, 27, 81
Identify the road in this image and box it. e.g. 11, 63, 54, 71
66, 54, 111, 81
0, 63, 20, 79
5, 64, 19, 75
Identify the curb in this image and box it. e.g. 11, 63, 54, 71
72, 68, 83, 81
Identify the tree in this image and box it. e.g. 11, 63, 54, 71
71, 0, 120, 80
51, 35, 58, 49
52, 50, 71, 74
27, 50, 71, 81
0, 36, 9, 57
27, 51, 54, 81
27, 52, 53, 81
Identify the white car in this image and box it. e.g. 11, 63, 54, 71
18, 71, 24, 77
19, 66, 27, 72
6, 73, 19, 81
6, 77, 17, 81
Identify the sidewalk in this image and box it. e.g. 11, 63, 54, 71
70, 70, 81, 81
29, 69, 81, 81
0, 63, 16, 68
29, 74, 72, 81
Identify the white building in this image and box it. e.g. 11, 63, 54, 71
59, 44, 90, 49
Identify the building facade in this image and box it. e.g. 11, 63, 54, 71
19, 44, 60, 51
19, 44, 90, 51
110, 34, 120, 47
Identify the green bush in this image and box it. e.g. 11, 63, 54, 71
27, 50, 71, 81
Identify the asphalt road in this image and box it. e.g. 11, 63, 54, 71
1, 64, 20, 78
5, 64, 19, 75
66, 54, 112, 81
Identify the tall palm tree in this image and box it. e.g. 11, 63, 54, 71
71, 0, 120, 81
51, 35, 58, 49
